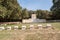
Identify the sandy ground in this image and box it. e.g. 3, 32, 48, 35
0, 29, 60, 40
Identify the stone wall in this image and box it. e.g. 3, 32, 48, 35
22, 19, 46, 23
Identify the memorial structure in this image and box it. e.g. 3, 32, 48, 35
22, 14, 46, 23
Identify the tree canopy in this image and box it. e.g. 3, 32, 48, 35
51, 0, 60, 20
0, 0, 60, 22
0, 0, 22, 21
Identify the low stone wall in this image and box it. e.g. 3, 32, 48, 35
22, 19, 46, 23
22, 19, 33, 23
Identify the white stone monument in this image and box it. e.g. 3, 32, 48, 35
31, 14, 36, 19
6, 26, 11, 30
38, 24, 42, 29
46, 24, 52, 29
14, 26, 18, 30
22, 26, 26, 30
22, 14, 46, 23
0, 27, 5, 31
30, 25, 34, 30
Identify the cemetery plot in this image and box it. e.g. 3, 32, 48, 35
38, 24, 42, 29
0, 27, 5, 31
22, 26, 26, 30
0, 23, 56, 31
13, 26, 19, 30
6, 26, 11, 30
29, 25, 34, 30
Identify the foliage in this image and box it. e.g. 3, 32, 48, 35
26, 10, 52, 20
22, 8, 30, 19
1, 0, 59, 22
0, 0, 22, 22
0, 5, 7, 19
51, 0, 60, 20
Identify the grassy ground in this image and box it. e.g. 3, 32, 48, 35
0, 29, 60, 40
0, 22, 60, 29
0, 22, 60, 40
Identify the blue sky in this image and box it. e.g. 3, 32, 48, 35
17, 0, 52, 10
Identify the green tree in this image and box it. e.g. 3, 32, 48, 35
0, 0, 22, 21
22, 8, 29, 19
0, 5, 7, 19
51, 0, 60, 19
